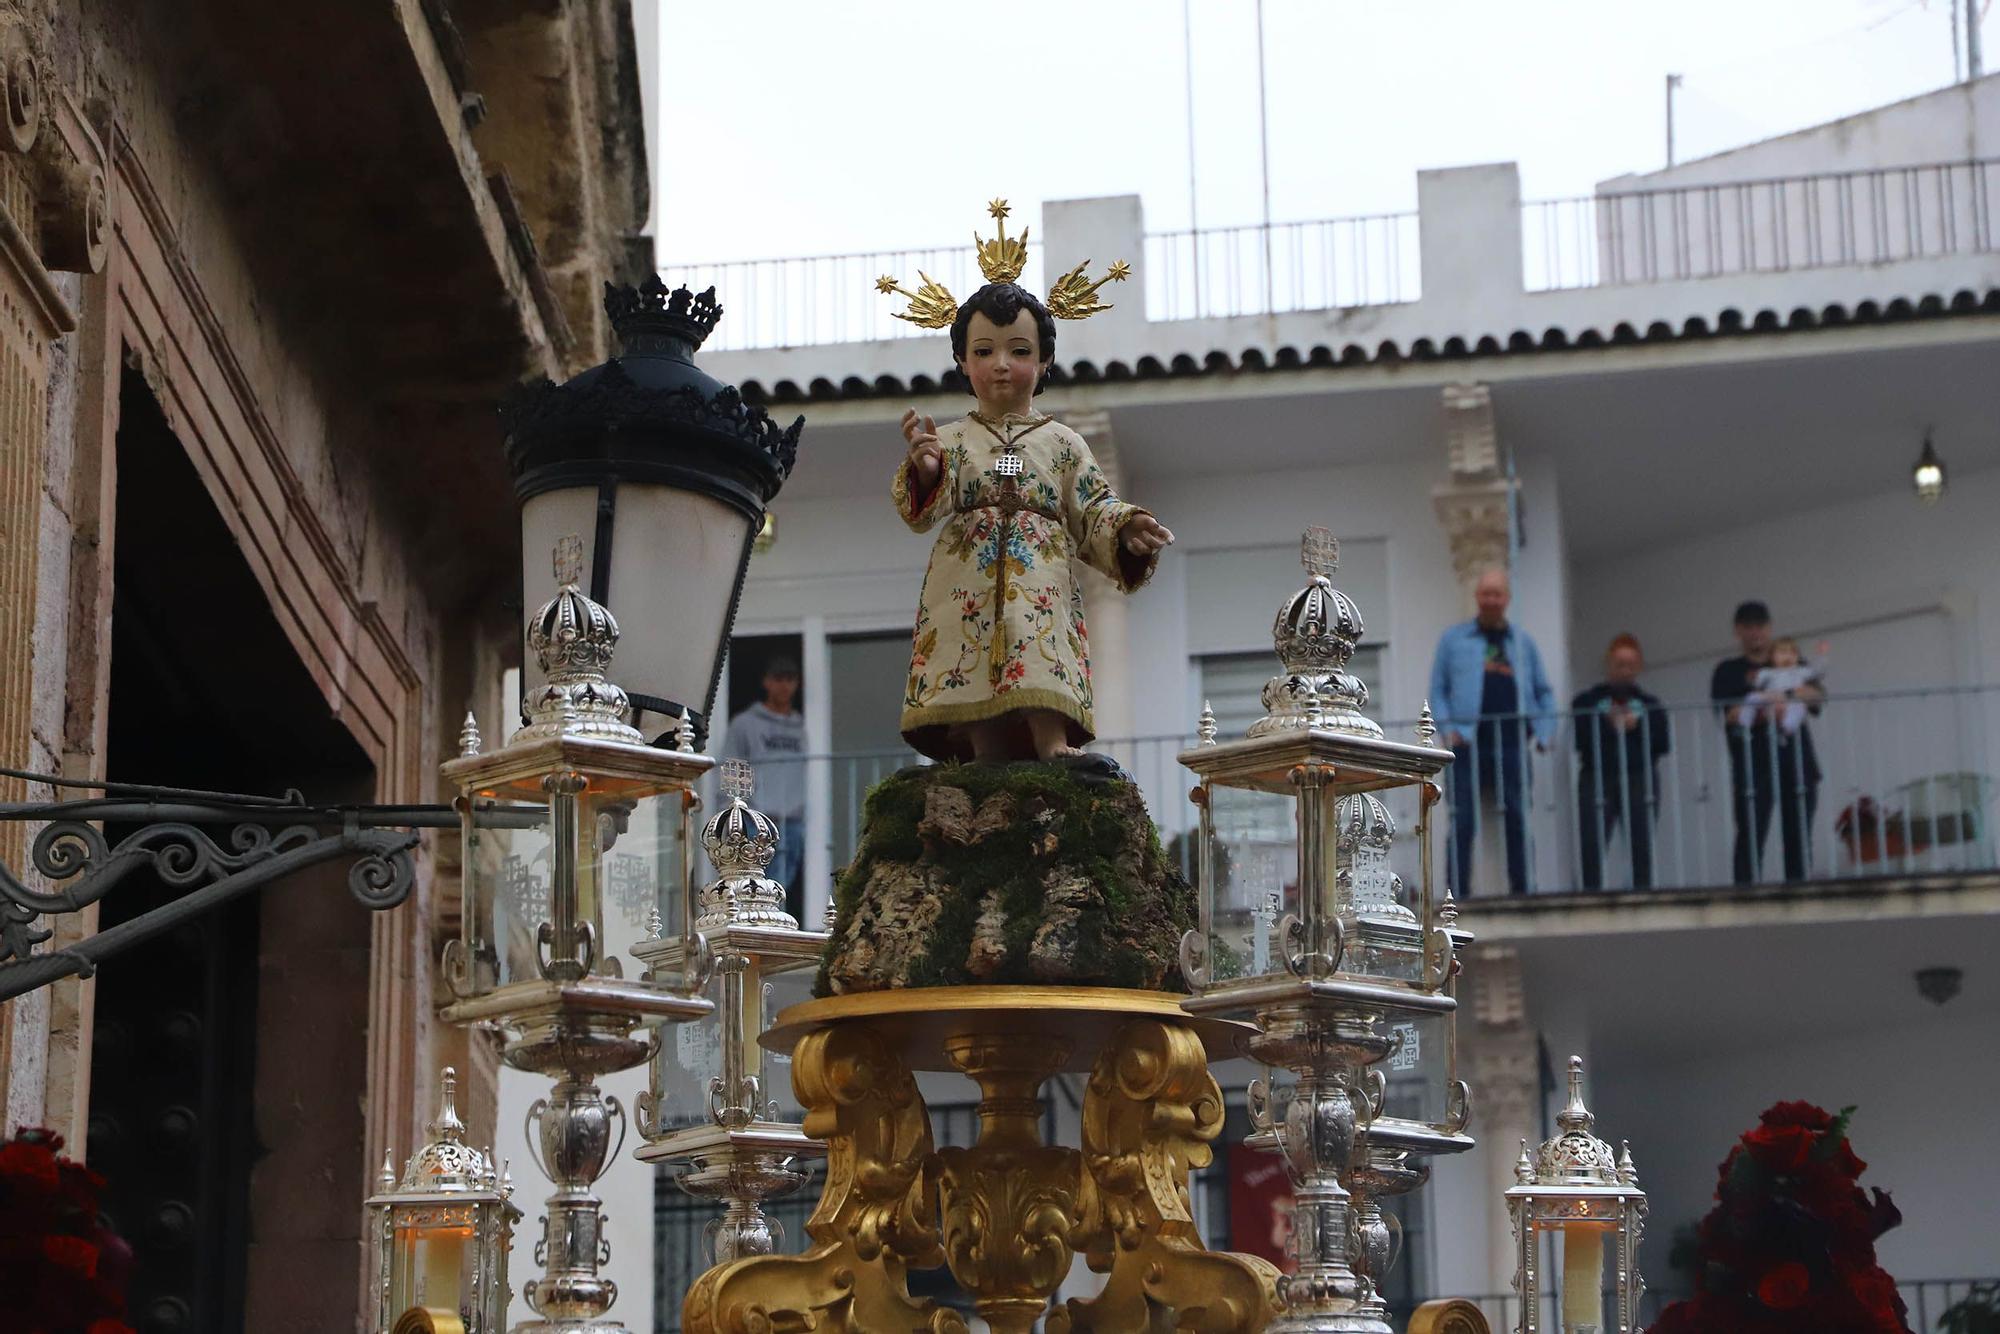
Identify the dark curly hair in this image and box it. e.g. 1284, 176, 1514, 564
949, 282, 1057, 396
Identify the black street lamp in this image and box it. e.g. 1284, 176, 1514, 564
503, 277, 803, 744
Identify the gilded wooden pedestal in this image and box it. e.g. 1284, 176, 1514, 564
683, 986, 1281, 1334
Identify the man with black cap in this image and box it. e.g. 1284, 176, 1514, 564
1711, 601, 1824, 883
723, 655, 807, 918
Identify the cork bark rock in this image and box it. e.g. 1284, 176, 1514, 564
817, 758, 1195, 995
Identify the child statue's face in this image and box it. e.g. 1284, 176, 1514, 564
960, 309, 1046, 414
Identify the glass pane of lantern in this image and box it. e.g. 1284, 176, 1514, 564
759, 963, 817, 1120
391, 1206, 477, 1319
1205, 784, 1299, 984
522, 484, 754, 743
466, 799, 553, 989
1337, 792, 1425, 985
652, 1004, 725, 1134
1375, 999, 1457, 1133
580, 787, 685, 979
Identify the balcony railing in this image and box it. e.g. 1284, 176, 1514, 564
661, 242, 1047, 352
1524, 157, 2000, 291
661, 211, 1420, 351
1143, 212, 1420, 321
792, 685, 1998, 900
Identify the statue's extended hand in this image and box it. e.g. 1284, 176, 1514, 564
901, 408, 942, 487
1122, 514, 1175, 556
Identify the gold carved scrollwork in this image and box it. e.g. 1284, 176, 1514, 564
936, 1033, 1081, 1334
1049, 1018, 1281, 1334
1409, 1297, 1494, 1334
681, 1024, 967, 1334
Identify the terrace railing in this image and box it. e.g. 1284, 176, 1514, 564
1143, 211, 1421, 321
1525, 157, 2000, 291
782, 685, 1998, 901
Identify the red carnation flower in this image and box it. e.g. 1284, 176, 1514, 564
1757, 1261, 1812, 1309
1743, 1122, 1815, 1173
1761, 1101, 1834, 1131
43, 1232, 100, 1277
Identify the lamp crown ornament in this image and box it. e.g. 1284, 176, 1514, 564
875, 196, 1131, 329
1534, 1055, 1623, 1187
1197, 698, 1218, 746
401, 1066, 504, 1194
458, 710, 481, 758
603, 271, 723, 350
515, 535, 641, 745
1249, 526, 1378, 738
698, 759, 793, 929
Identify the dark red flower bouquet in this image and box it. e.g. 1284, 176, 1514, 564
0, 1127, 133, 1334
1649, 1102, 1910, 1334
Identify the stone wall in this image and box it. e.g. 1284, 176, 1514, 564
0, 0, 651, 1321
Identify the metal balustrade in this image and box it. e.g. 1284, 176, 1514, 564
788, 685, 1998, 901
1525, 157, 2000, 291
1142, 211, 1421, 321
1457, 1276, 1994, 1331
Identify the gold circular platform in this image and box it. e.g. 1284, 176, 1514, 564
761, 984, 1253, 1073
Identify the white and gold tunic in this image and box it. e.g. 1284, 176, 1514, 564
892, 410, 1156, 760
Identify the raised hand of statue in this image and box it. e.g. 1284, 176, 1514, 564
901, 408, 943, 488
1122, 514, 1175, 556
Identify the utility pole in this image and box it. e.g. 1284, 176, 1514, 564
1970, 0, 1985, 80
1665, 73, 1683, 167
1255, 0, 1274, 316
1183, 0, 1201, 310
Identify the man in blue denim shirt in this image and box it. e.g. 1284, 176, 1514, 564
1427, 567, 1556, 896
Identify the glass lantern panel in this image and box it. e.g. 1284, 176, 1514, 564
390, 1207, 478, 1321
652, 1000, 726, 1135
465, 799, 554, 990
1204, 783, 1300, 984
758, 962, 817, 1121
1376, 1002, 1455, 1131
580, 788, 686, 980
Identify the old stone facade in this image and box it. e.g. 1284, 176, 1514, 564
0, 0, 650, 1325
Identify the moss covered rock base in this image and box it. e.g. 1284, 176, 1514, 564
817, 756, 1196, 996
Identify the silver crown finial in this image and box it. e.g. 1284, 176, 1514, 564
1417, 700, 1437, 743
645, 906, 665, 941
1514, 1137, 1535, 1184
698, 762, 793, 930
458, 710, 482, 757
675, 708, 697, 753
515, 535, 640, 744
1617, 1139, 1639, 1186
376, 1147, 397, 1191
1250, 527, 1378, 739
823, 896, 838, 931
1197, 699, 1218, 746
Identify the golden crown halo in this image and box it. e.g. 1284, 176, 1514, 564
875, 198, 1131, 330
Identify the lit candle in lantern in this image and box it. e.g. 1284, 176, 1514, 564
1561, 1224, 1604, 1332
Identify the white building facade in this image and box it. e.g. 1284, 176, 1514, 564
622, 76, 2000, 1325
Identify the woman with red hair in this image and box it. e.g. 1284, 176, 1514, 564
1571, 633, 1671, 889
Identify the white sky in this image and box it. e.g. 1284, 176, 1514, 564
650, 0, 1982, 262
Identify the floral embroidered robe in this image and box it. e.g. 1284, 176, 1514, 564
893, 410, 1156, 760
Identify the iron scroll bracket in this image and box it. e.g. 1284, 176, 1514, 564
0, 767, 456, 1003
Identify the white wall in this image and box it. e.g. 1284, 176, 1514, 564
1606, 72, 2000, 191
1597, 1003, 2000, 1295
1570, 461, 2000, 696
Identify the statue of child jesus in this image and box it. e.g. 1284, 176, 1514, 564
891, 280, 1173, 762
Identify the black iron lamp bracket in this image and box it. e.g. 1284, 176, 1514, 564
0, 767, 454, 1003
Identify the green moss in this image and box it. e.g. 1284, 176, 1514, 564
815, 760, 1194, 996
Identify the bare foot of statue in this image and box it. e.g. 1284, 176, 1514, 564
1027, 710, 1082, 762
